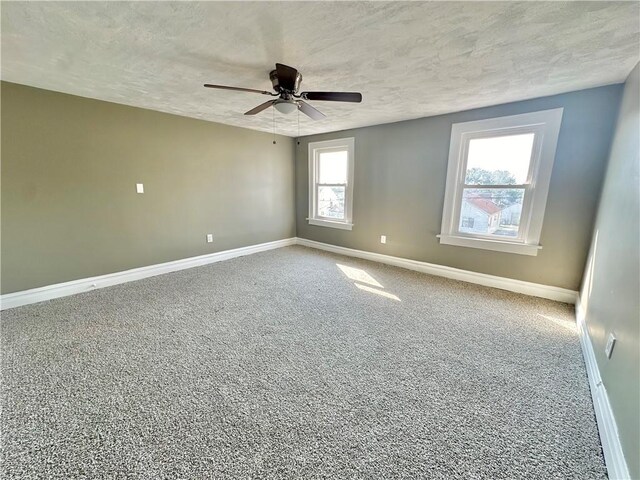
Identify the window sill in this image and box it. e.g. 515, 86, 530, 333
308, 218, 353, 231
437, 234, 541, 256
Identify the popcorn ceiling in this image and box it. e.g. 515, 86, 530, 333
2, 1, 638, 137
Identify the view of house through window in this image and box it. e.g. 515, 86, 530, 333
459, 133, 534, 238
317, 150, 348, 219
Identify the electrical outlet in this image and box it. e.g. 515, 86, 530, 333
206, 234, 213, 243
604, 333, 616, 359
136, 183, 144, 194
380, 235, 387, 244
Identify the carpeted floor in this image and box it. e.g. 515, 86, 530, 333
1, 246, 605, 479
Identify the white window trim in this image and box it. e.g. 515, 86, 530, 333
439, 108, 563, 256
308, 137, 355, 230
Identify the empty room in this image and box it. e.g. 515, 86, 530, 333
1, 1, 639, 478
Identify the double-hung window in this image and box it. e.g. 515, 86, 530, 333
308, 137, 355, 230
439, 109, 563, 256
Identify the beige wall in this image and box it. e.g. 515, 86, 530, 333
579, 64, 639, 478
295, 85, 622, 291
1, 82, 295, 294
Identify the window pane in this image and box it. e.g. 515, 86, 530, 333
459, 188, 525, 237
318, 185, 345, 219
465, 133, 534, 185
319, 151, 348, 184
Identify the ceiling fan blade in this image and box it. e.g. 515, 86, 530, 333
244, 100, 277, 115
298, 100, 326, 120
275, 63, 299, 91
204, 84, 274, 95
301, 92, 362, 103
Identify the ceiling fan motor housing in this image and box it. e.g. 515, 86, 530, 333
270, 69, 302, 94
205, 63, 360, 120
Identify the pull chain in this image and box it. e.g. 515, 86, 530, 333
297, 107, 300, 145
272, 107, 276, 144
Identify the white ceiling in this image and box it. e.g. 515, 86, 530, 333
2, 1, 638, 137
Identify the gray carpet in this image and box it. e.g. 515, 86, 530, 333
1, 246, 606, 479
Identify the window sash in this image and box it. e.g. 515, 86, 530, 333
315, 183, 347, 220
459, 129, 540, 184
317, 148, 349, 185
455, 187, 529, 242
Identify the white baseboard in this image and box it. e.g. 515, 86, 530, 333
295, 238, 578, 304
1, 236, 577, 308
0, 237, 296, 310
575, 298, 630, 480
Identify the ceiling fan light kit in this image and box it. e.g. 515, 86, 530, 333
204, 63, 362, 120
274, 100, 298, 115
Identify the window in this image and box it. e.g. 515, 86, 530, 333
308, 137, 355, 230
461, 217, 475, 229
439, 109, 563, 256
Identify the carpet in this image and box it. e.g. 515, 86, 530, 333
1, 245, 606, 479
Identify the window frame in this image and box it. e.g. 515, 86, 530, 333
439, 109, 563, 256
308, 137, 355, 230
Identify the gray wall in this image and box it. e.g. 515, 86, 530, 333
296, 85, 622, 291
579, 64, 639, 478
1, 82, 296, 294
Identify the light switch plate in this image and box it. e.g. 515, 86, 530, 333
136, 183, 144, 194
604, 333, 616, 359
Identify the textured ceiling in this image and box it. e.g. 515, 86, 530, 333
2, 1, 639, 137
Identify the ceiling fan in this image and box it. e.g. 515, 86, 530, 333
204, 63, 362, 120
